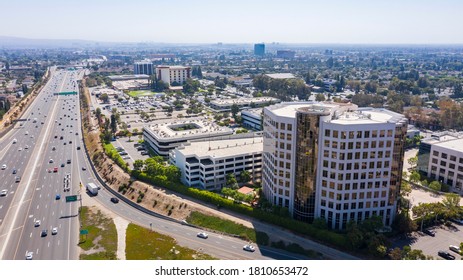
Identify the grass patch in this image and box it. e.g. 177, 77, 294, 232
186, 211, 269, 245
125, 223, 215, 260
128, 90, 155, 97
79, 206, 117, 260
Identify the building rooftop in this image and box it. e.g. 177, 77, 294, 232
145, 119, 233, 141
331, 109, 401, 125
156, 65, 190, 70
266, 102, 337, 118
176, 137, 263, 158
242, 108, 263, 117
434, 138, 463, 153
265, 73, 296, 79
108, 74, 149, 81
210, 97, 279, 107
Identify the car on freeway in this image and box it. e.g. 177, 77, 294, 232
110, 197, 119, 203
2, 164, 6, 170
34, 220, 41, 227
0, 189, 8, 196
77, 146, 81, 150
41, 230, 48, 237
67, 159, 71, 164
438, 250, 455, 260
49, 159, 54, 163
12, 169, 17, 174
61, 163, 65, 167
53, 167, 58, 173
52, 146, 56, 151
197, 232, 208, 239
423, 229, 435, 237
51, 227, 58, 235
25, 145, 29, 149
55, 194, 61, 200
15, 176, 21, 183
82, 166, 86, 171
243, 244, 255, 252
18, 147, 23, 151
25, 252, 33, 260
449, 245, 461, 254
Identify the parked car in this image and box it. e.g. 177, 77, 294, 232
449, 245, 462, 255
197, 232, 208, 239
423, 229, 435, 237
438, 250, 455, 260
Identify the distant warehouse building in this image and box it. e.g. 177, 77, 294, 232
143, 119, 233, 157
170, 137, 263, 190
417, 131, 463, 194
276, 50, 296, 59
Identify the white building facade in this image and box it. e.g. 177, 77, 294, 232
170, 138, 263, 190
156, 66, 191, 86
262, 102, 407, 229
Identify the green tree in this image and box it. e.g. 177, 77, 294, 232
428, 181, 441, 192
226, 173, 238, 189
239, 170, 251, 183
110, 114, 117, 134
133, 159, 144, 171
442, 193, 461, 219
409, 171, 421, 183
231, 104, 240, 119
407, 156, 418, 170
100, 93, 109, 103
315, 93, 326, 101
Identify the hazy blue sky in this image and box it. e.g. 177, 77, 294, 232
1, 0, 462, 44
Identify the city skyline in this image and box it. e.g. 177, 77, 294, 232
1, 0, 463, 44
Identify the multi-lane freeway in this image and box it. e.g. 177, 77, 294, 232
0, 66, 353, 261
0, 68, 85, 260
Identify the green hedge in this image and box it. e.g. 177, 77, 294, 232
103, 143, 129, 172
131, 170, 350, 251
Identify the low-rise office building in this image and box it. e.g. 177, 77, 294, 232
209, 97, 279, 112
143, 119, 233, 157
170, 137, 263, 190
241, 108, 263, 130
417, 131, 463, 194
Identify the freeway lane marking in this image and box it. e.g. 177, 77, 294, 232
0, 205, 2, 209
29, 232, 32, 238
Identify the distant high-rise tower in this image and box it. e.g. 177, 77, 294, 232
134, 60, 154, 75
254, 43, 265, 56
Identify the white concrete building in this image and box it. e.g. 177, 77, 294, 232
418, 131, 463, 194
143, 119, 233, 157
170, 137, 263, 190
209, 97, 279, 112
262, 102, 407, 229
156, 65, 191, 86
241, 108, 263, 130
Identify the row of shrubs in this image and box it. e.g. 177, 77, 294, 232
102, 143, 129, 172
131, 170, 350, 251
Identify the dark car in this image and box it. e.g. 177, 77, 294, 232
423, 229, 435, 237
438, 250, 456, 260
41, 230, 48, 237
77, 146, 81, 150
110, 197, 119, 203
12, 169, 17, 174
55, 194, 61, 200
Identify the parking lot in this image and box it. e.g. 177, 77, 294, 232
112, 136, 150, 168
392, 222, 463, 260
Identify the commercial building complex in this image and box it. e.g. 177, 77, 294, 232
143, 119, 233, 157
417, 131, 463, 194
262, 102, 407, 229
170, 137, 263, 190
276, 50, 296, 59
156, 65, 191, 86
